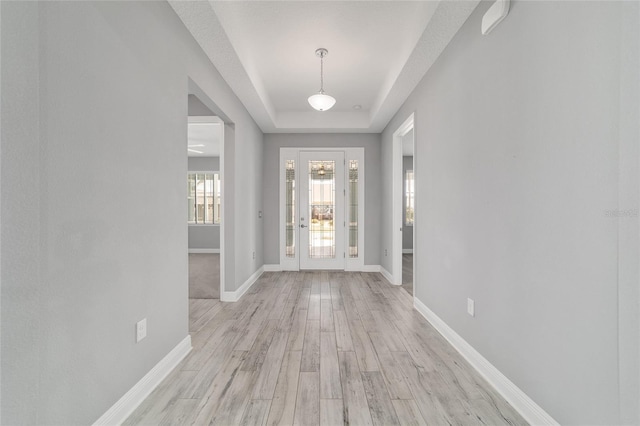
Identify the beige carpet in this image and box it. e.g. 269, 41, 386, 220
189, 253, 220, 299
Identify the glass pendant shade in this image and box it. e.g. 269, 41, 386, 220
308, 92, 336, 111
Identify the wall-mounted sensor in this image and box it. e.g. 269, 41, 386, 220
482, 0, 510, 35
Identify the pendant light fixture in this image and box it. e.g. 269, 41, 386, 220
308, 48, 336, 111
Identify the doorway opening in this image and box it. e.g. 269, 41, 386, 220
279, 148, 364, 271
186, 89, 227, 331
187, 113, 222, 300
401, 129, 414, 295
392, 114, 415, 295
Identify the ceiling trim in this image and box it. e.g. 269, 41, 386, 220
171, 0, 480, 134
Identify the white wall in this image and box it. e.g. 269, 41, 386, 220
381, 1, 639, 424
262, 134, 381, 267
0, 1, 263, 424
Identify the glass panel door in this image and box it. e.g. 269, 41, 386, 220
299, 152, 344, 270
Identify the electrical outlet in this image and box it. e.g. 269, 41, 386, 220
384, 249, 388, 256
467, 298, 475, 317
136, 318, 147, 343
253, 251, 256, 259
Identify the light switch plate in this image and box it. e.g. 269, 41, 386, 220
467, 298, 475, 317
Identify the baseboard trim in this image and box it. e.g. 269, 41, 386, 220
263, 264, 282, 272
380, 266, 395, 285
221, 266, 264, 302
412, 298, 558, 426
93, 335, 192, 426
188, 248, 220, 254
402, 249, 413, 254
263, 264, 386, 274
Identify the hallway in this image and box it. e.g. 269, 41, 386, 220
125, 271, 525, 425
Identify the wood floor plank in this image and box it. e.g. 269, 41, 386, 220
362, 371, 401, 426
320, 279, 331, 300
320, 299, 334, 332
319, 332, 342, 399
252, 330, 289, 399
182, 330, 244, 399
158, 398, 199, 426
293, 372, 320, 426
330, 283, 345, 312
301, 320, 320, 372
349, 319, 380, 372
470, 396, 526, 425
190, 350, 248, 424
287, 309, 308, 351
181, 319, 236, 371
371, 311, 407, 352
241, 319, 279, 371
190, 300, 223, 332
126, 271, 527, 426
295, 287, 311, 311
333, 310, 354, 352
338, 351, 373, 426
266, 351, 302, 426
368, 332, 413, 400
308, 294, 321, 320
123, 370, 198, 425
240, 400, 271, 426
393, 351, 453, 425
207, 370, 258, 425
320, 399, 344, 426
391, 399, 427, 426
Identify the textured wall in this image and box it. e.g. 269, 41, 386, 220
381, 1, 639, 424
0, 1, 263, 423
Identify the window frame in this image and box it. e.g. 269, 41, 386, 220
187, 171, 221, 225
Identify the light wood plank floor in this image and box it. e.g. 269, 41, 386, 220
125, 271, 526, 426
402, 254, 413, 296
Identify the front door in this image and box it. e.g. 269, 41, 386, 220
299, 151, 345, 270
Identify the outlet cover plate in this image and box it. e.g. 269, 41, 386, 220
136, 318, 147, 342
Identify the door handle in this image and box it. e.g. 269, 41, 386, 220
300, 224, 308, 228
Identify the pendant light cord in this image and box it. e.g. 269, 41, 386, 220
319, 54, 324, 93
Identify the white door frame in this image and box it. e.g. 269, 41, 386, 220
188, 116, 225, 298
280, 147, 365, 271
392, 114, 415, 286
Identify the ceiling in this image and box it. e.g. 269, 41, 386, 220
188, 122, 222, 157
171, 1, 480, 133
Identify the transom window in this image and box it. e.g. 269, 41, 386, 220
188, 172, 221, 224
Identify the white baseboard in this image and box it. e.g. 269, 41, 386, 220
221, 266, 264, 302
93, 335, 192, 426
263, 264, 282, 272
402, 249, 413, 254
264, 264, 385, 274
412, 298, 558, 426
188, 248, 220, 254
380, 266, 395, 285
